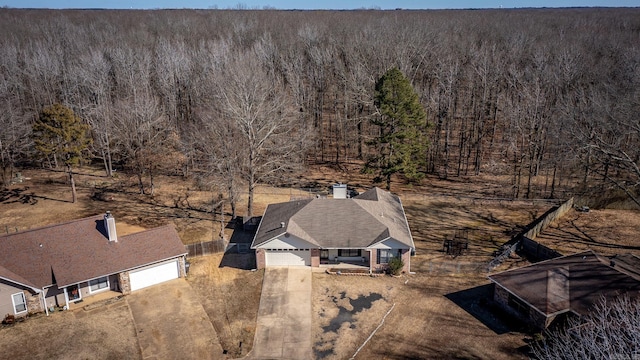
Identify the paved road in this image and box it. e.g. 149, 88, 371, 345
249, 267, 312, 359
127, 278, 224, 359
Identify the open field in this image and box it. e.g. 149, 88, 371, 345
2, 166, 640, 359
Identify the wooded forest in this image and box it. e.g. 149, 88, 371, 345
1, 8, 639, 210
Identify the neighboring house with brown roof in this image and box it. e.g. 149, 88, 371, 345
251, 187, 415, 273
0, 212, 187, 318
488, 250, 640, 329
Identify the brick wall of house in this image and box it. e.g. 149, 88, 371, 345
494, 285, 510, 308
401, 249, 411, 273
310, 249, 320, 267
370, 249, 411, 273
256, 249, 266, 269
118, 272, 131, 295
370, 250, 385, 273
529, 307, 550, 330
370, 249, 378, 268
493, 284, 548, 330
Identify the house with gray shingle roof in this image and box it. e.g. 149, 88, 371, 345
0, 212, 187, 318
251, 187, 414, 273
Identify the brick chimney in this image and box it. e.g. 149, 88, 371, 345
104, 211, 118, 242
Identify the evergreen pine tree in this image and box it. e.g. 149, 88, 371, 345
33, 104, 91, 203
364, 68, 428, 190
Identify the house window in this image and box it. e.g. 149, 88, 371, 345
89, 276, 110, 293
507, 293, 528, 316
377, 249, 401, 264
338, 249, 361, 257
11, 292, 27, 314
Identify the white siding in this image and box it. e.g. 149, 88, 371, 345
0, 281, 26, 316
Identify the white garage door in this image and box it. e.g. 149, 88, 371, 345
265, 250, 310, 266
129, 260, 180, 291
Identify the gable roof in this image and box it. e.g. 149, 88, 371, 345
251, 187, 414, 249
0, 215, 187, 289
489, 250, 640, 317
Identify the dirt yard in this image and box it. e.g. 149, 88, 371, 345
186, 253, 263, 358
312, 272, 530, 360
0, 298, 140, 359
534, 208, 640, 257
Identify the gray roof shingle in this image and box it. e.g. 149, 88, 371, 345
252, 187, 414, 249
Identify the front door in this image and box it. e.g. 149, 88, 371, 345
320, 249, 329, 262
67, 284, 81, 302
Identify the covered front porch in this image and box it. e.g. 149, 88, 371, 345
66, 290, 122, 311
318, 248, 371, 270
43, 274, 123, 313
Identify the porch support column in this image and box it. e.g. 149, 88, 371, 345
41, 289, 49, 316
368, 249, 375, 273
63, 287, 69, 310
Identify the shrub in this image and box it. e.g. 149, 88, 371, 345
387, 256, 404, 276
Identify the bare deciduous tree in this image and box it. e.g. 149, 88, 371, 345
531, 296, 640, 360
215, 46, 310, 218
113, 92, 177, 195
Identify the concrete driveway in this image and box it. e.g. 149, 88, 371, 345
249, 267, 312, 359
127, 278, 224, 359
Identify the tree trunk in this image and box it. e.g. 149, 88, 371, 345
550, 165, 557, 199
247, 151, 255, 219
137, 172, 145, 195
247, 180, 254, 219
68, 165, 77, 203
149, 170, 155, 196
105, 132, 114, 177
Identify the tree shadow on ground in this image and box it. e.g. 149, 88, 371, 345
227, 217, 260, 244
1, 187, 71, 204
445, 284, 528, 335
218, 217, 259, 270
218, 251, 256, 270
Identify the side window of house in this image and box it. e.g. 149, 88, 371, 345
377, 249, 403, 264
89, 276, 109, 292
12, 292, 27, 314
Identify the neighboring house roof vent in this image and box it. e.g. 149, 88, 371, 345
280, 222, 285, 228
332, 183, 347, 199
104, 211, 118, 242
